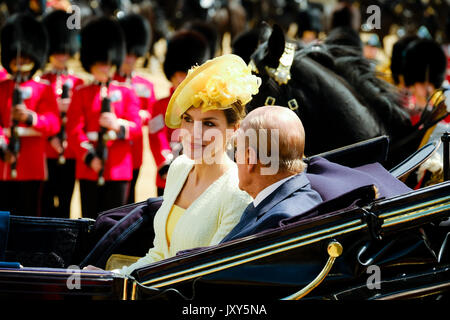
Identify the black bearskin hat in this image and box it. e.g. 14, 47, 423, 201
297, 8, 323, 37
330, 3, 360, 31
118, 13, 151, 57
324, 26, 363, 51
446, 12, 450, 43
80, 16, 126, 73
163, 30, 209, 81
403, 38, 447, 89
0, 13, 48, 77
182, 20, 219, 59
232, 28, 260, 64
390, 35, 418, 85
4, 0, 46, 17
100, 0, 124, 17
42, 10, 80, 58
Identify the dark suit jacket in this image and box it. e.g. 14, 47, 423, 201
220, 172, 323, 243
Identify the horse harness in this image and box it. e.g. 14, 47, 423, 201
249, 41, 300, 112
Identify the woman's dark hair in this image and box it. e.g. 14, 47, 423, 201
224, 100, 246, 126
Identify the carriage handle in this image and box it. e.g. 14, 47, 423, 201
281, 241, 343, 300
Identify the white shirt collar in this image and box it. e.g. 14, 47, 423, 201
253, 175, 294, 208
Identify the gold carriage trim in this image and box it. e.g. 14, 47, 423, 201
282, 241, 343, 300
137, 189, 450, 292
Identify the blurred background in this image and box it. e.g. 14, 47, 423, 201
0, 0, 449, 219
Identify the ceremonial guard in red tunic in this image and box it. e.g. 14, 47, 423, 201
40, 10, 84, 218
0, 13, 60, 216
148, 30, 209, 196
0, 67, 7, 81
443, 20, 450, 85
395, 37, 449, 188
114, 13, 156, 203
66, 17, 142, 219
401, 38, 448, 125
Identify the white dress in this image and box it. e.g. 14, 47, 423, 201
118, 154, 252, 275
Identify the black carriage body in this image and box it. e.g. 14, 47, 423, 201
128, 181, 450, 301
0, 215, 132, 299
4, 216, 95, 268
0, 182, 449, 300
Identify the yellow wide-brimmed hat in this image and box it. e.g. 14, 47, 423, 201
165, 54, 261, 128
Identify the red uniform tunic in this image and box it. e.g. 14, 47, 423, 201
41, 71, 84, 160
113, 73, 156, 169
148, 88, 176, 189
444, 44, 450, 85
0, 68, 8, 81
66, 81, 142, 181
0, 78, 60, 180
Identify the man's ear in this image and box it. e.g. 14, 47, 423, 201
247, 146, 258, 173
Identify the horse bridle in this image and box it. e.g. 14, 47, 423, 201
249, 41, 299, 111
265, 41, 296, 86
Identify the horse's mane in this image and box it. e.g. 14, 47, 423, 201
301, 43, 412, 141
248, 24, 418, 165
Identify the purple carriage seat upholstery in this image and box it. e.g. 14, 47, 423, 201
279, 157, 412, 227
306, 157, 412, 202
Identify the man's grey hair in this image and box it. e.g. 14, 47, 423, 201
241, 106, 306, 174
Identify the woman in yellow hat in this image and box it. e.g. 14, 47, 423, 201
108, 54, 261, 275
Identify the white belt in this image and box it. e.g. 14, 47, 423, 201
4, 127, 42, 137
86, 130, 118, 142
86, 132, 98, 141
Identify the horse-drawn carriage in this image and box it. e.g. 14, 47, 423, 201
0, 134, 449, 301
1, 21, 450, 301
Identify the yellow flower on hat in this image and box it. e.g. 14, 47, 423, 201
165, 54, 261, 128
